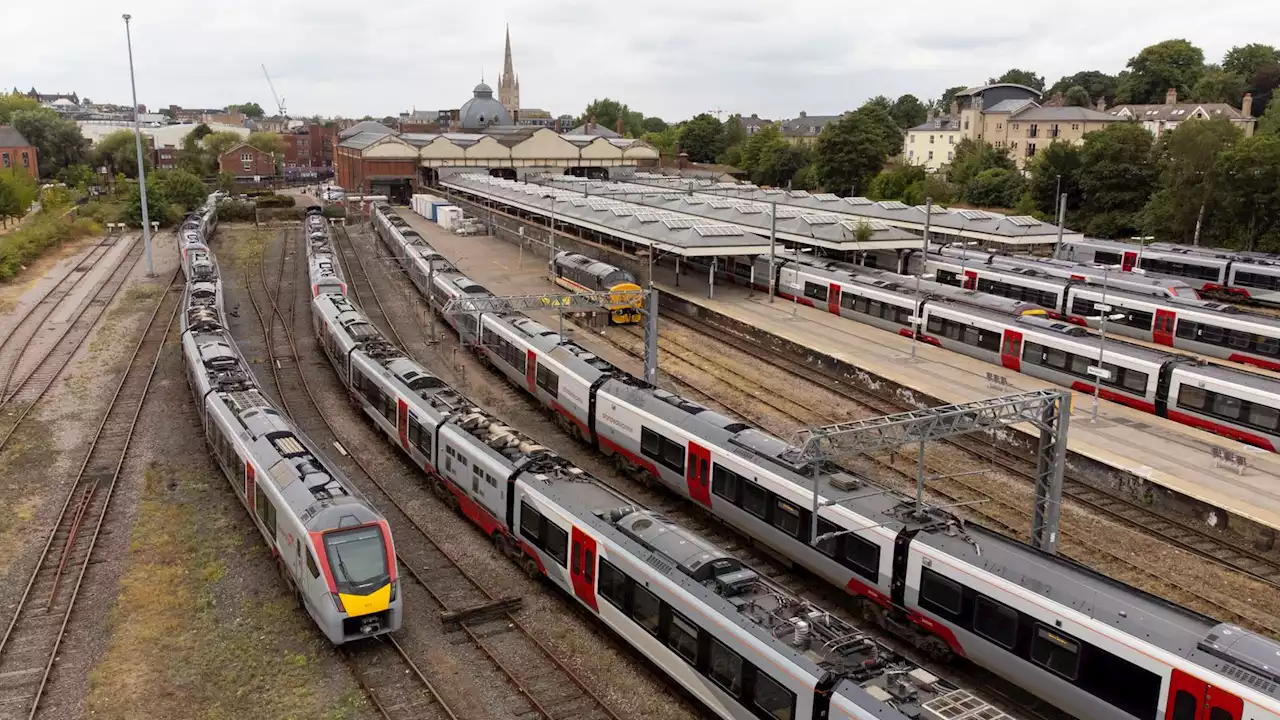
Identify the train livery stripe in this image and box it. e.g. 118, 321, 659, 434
309, 530, 339, 593
1228, 353, 1280, 372
1166, 410, 1277, 452
1068, 381, 1156, 414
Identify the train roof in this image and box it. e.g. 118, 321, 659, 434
932, 248, 1194, 294
553, 251, 634, 280
1170, 358, 1280, 396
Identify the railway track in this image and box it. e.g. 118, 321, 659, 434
331, 225, 406, 348
339, 636, 458, 720
0, 236, 120, 401
243, 230, 624, 720
0, 237, 145, 453
0, 270, 180, 720
596, 313, 1280, 634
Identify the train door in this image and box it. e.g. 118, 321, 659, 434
686, 441, 712, 507
397, 398, 409, 451
525, 349, 537, 394
1122, 251, 1138, 272
246, 463, 256, 513
1001, 330, 1023, 372
1165, 669, 1243, 720
828, 283, 842, 315
569, 528, 599, 611
963, 270, 978, 290
1154, 309, 1176, 346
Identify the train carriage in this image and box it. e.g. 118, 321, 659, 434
1166, 364, 1280, 451
551, 251, 644, 324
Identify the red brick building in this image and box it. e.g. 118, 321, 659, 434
282, 132, 312, 167
218, 143, 278, 179
0, 126, 39, 179
334, 133, 418, 202
154, 142, 179, 171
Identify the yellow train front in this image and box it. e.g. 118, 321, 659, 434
552, 251, 643, 324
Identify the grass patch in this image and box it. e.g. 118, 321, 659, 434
0, 213, 103, 283
217, 226, 270, 276
0, 410, 57, 574
86, 461, 369, 720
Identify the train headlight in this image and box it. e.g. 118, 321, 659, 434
389, 580, 399, 602
330, 593, 346, 613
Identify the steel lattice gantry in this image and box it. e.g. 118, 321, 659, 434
440, 289, 660, 384
789, 389, 1070, 554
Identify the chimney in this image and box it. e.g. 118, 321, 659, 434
1243, 92, 1254, 117
750, 113, 758, 120
554, 117, 562, 133
1096, 97, 1107, 112
1048, 91, 1064, 107
950, 99, 959, 116
616, 117, 624, 136
799, 110, 807, 118
677, 151, 689, 170
1166, 87, 1177, 106
926, 107, 936, 122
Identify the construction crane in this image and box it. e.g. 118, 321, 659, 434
262, 64, 286, 118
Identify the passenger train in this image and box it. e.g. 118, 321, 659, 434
178, 196, 402, 644
694, 252, 1280, 452
370, 199, 1280, 720
552, 251, 644, 324
1062, 237, 1280, 306
901, 249, 1280, 372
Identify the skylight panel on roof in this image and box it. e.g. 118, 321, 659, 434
762, 188, 785, 195
635, 211, 672, 223
788, 190, 812, 198
568, 197, 591, 207
840, 219, 890, 233
663, 217, 698, 230
954, 209, 998, 220
801, 214, 841, 225
713, 182, 739, 189
734, 204, 767, 214
660, 193, 686, 201
587, 199, 622, 210
1006, 216, 1041, 227
915, 204, 947, 214
611, 207, 639, 217
877, 201, 910, 210
707, 199, 738, 209
683, 196, 706, 205
813, 193, 841, 201
772, 207, 803, 218
694, 225, 744, 237
843, 196, 874, 206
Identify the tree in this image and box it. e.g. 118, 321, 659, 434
1117, 39, 1206, 104
914, 176, 956, 206
988, 69, 1045, 92
947, 138, 1016, 190
10, 108, 88, 178
203, 131, 244, 162
56, 164, 96, 191
122, 175, 177, 227
889, 94, 927, 129
867, 165, 927, 201
93, 129, 150, 178
190, 123, 213, 142
0, 169, 37, 225
155, 169, 209, 212
863, 95, 893, 113
216, 172, 235, 193
231, 102, 265, 119
1213, 133, 1280, 250
937, 85, 968, 114
812, 105, 901, 195
1062, 86, 1093, 107
641, 116, 668, 133
1192, 66, 1246, 104
1026, 141, 1085, 217
0, 91, 39, 124
1142, 118, 1241, 246
738, 126, 808, 187
1046, 71, 1119, 108
576, 98, 644, 137
719, 115, 746, 162
1224, 44, 1280, 80
964, 168, 1025, 208
247, 131, 286, 156
679, 114, 725, 163
1260, 100, 1280, 135
1077, 123, 1157, 237
640, 126, 682, 158
0, 179, 19, 227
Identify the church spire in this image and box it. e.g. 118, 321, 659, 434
503, 24, 514, 78
498, 24, 520, 121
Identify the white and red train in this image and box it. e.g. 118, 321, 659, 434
370, 200, 1280, 720
178, 200, 401, 644
1062, 237, 1280, 306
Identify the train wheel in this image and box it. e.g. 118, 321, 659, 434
522, 555, 541, 580
612, 453, 631, 475
917, 636, 954, 663
492, 532, 508, 557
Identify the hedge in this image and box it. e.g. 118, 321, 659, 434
0, 215, 102, 282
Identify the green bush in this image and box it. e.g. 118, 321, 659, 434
254, 193, 296, 209
258, 207, 304, 222
0, 215, 102, 281
321, 205, 347, 219
80, 200, 125, 225
217, 200, 257, 222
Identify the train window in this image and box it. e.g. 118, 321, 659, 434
977, 329, 1001, 352
867, 300, 883, 318
666, 611, 700, 664
1030, 625, 1080, 680
1120, 310, 1153, 330
598, 559, 627, 609
937, 270, 960, 286
927, 316, 943, 333
1202, 324, 1225, 344
973, 596, 1018, 649
631, 586, 661, 636
1094, 250, 1123, 266
407, 417, 431, 457
583, 548, 594, 583
1176, 320, 1200, 340
773, 498, 802, 538
1045, 348, 1068, 370
712, 464, 742, 503
1257, 336, 1280, 355
842, 534, 880, 581
640, 427, 685, 475
1022, 341, 1044, 365
307, 550, 320, 579
1228, 330, 1251, 349
1250, 404, 1280, 431
944, 320, 963, 341
520, 501, 542, 544
708, 638, 744, 697
1178, 385, 1208, 410
962, 326, 980, 347
752, 672, 796, 720
1170, 691, 1198, 720
1122, 368, 1148, 393
535, 363, 559, 398
741, 481, 769, 519
918, 568, 962, 616
855, 297, 870, 314
544, 523, 569, 567
814, 518, 839, 557
1069, 355, 1091, 376
804, 283, 828, 302
1213, 394, 1243, 420
1209, 709, 1233, 720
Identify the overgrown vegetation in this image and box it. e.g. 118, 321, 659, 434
0, 212, 101, 281
86, 462, 368, 720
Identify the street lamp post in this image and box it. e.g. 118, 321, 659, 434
911, 197, 935, 361
1090, 265, 1125, 423
123, 14, 153, 277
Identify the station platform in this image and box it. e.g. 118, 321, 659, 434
392, 209, 1280, 536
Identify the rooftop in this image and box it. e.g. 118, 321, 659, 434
1011, 105, 1120, 122
338, 120, 396, 139
0, 126, 31, 147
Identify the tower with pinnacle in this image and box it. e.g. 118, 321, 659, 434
498, 25, 520, 122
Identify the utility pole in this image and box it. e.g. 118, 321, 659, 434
1053, 192, 1067, 260
123, 14, 153, 277
911, 198, 932, 361
768, 200, 777, 303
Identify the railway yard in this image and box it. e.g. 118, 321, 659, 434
2, 187, 1280, 720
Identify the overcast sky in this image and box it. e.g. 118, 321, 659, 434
9, 1, 1279, 122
